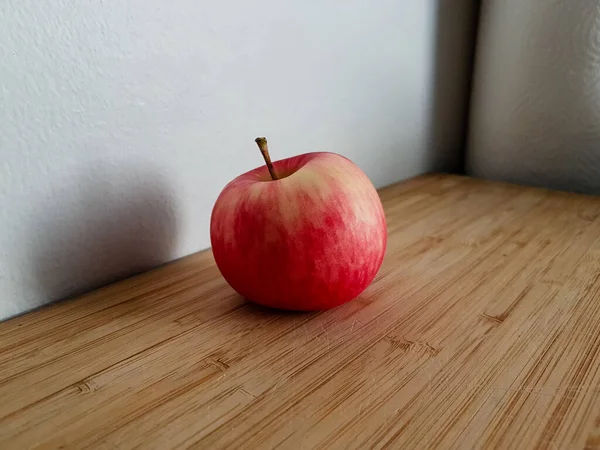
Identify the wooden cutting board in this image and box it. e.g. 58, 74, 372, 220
1, 174, 600, 449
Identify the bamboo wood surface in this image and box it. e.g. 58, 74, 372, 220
2, 174, 600, 449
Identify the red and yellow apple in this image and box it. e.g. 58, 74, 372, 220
210, 138, 387, 311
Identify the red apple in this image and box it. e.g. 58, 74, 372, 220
210, 137, 387, 311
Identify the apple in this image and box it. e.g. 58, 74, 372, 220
210, 137, 387, 311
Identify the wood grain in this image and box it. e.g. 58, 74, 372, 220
1, 174, 600, 449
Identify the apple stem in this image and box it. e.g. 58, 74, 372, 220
255, 137, 279, 181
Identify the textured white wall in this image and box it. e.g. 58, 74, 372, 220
468, 0, 600, 193
0, 0, 475, 319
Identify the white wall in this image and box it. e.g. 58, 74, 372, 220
468, 0, 600, 194
0, 0, 475, 319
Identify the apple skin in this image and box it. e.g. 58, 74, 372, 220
210, 152, 387, 311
